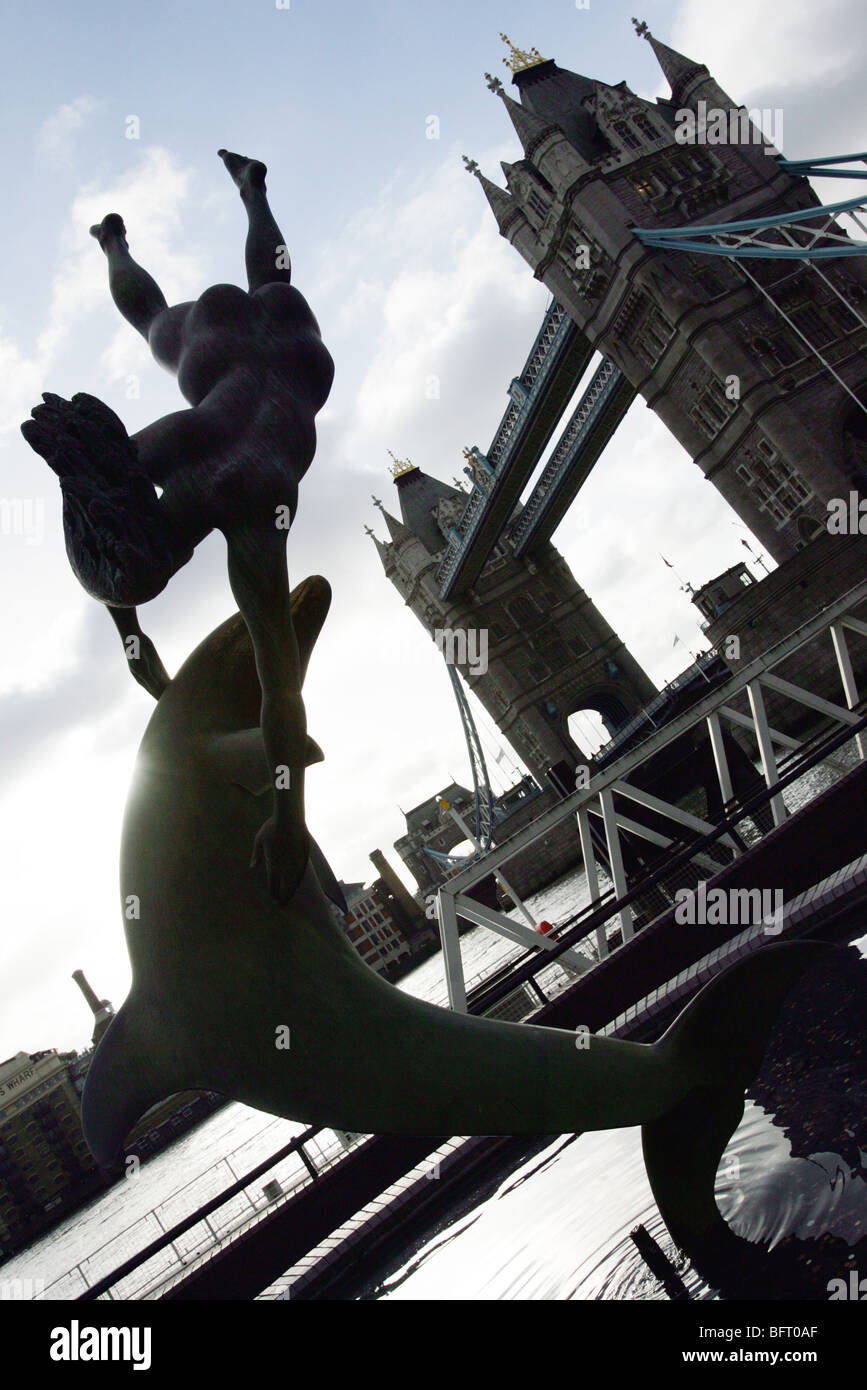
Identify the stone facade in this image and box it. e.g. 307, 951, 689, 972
472, 34, 867, 565
697, 531, 867, 733
372, 465, 657, 781
0, 1049, 99, 1256
491, 784, 583, 898
393, 778, 581, 903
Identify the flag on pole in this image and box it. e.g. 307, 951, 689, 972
661, 554, 674, 569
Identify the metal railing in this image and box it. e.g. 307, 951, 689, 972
37, 1123, 366, 1301
38, 585, 867, 1299
433, 578, 867, 1010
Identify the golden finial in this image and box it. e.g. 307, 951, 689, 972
462, 446, 475, 461
387, 449, 415, 478
500, 33, 546, 74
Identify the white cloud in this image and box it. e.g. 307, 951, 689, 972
34, 95, 98, 167
670, 0, 863, 99
0, 332, 44, 442
0, 146, 202, 445
321, 144, 543, 468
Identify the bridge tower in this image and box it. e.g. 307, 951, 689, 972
369, 459, 657, 782
471, 29, 867, 564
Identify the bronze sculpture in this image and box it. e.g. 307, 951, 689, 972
80, 583, 826, 1272
20, 153, 830, 1281
22, 151, 333, 904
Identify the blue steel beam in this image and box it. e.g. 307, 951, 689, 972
632, 189, 867, 259
632, 192, 867, 237
634, 238, 867, 259
778, 152, 867, 178
436, 302, 595, 599
511, 359, 637, 558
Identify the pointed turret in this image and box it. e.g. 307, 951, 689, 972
632, 19, 709, 105
381, 506, 413, 546
463, 154, 523, 235
506, 59, 610, 164
479, 171, 522, 234
499, 88, 559, 157
647, 34, 708, 102
392, 465, 463, 555
372, 492, 414, 547
365, 523, 392, 568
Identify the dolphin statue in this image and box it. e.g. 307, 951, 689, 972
82, 575, 828, 1257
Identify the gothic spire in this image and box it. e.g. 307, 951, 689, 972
486, 77, 559, 157
365, 524, 392, 566
380, 507, 413, 545
372, 490, 413, 545
391, 464, 462, 555
463, 154, 521, 234
632, 19, 709, 102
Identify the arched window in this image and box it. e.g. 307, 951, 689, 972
526, 188, 548, 221
632, 113, 660, 143
611, 120, 641, 151
796, 514, 824, 545
509, 594, 543, 630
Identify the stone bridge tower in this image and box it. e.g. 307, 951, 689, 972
470, 29, 867, 564
369, 459, 657, 782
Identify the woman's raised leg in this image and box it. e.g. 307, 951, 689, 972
218, 149, 292, 292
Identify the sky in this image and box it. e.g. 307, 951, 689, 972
1, 0, 866, 1060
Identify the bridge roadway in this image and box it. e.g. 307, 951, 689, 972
510, 357, 637, 560
437, 301, 636, 599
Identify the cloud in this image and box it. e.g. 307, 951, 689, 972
316, 143, 544, 475
0, 146, 203, 450
47, 146, 203, 366
0, 603, 137, 788
670, 0, 863, 99
34, 95, 98, 167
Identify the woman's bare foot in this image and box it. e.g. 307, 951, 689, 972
89, 213, 128, 252
218, 149, 267, 196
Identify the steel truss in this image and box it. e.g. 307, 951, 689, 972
633, 158, 867, 420
632, 191, 867, 260
432, 580, 867, 1011
423, 661, 497, 869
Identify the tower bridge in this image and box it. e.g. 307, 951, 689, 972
436, 299, 636, 598
509, 355, 636, 559
370, 24, 867, 899
463, 26, 867, 574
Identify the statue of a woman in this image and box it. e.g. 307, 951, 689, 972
21, 151, 334, 905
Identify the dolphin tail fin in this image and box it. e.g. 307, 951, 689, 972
81, 995, 187, 1169
641, 940, 831, 1267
